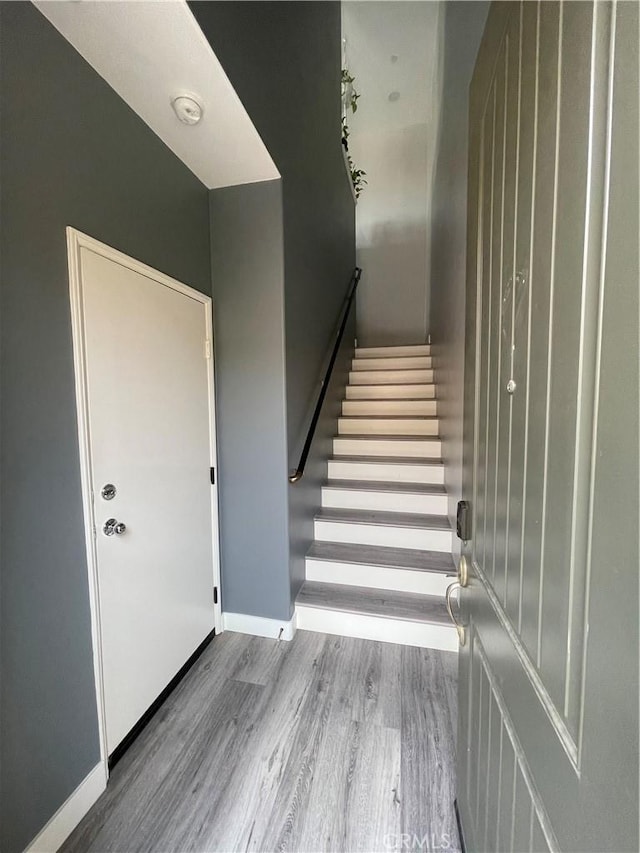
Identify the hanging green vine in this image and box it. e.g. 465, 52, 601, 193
342, 68, 360, 114
341, 68, 367, 199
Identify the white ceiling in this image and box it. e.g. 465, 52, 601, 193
342, 1, 443, 135
35, 0, 280, 190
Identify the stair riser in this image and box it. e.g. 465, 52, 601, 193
349, 369, 434, 385
352, 356, 433, 371
346, 384, 436, 400
296, 605, 458, 652
328, 459, 445, 485
342, 400, 438, 417
333, 437, 441, 458
338, 418, 439, 436
321, 487, 448, 515
314, 520, 453, 552
305, 558, 452, 596
356, 344, 431, 358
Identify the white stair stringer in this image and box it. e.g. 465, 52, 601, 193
296, 342, 459, 652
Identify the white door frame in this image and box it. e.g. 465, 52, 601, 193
66, 227, 222, 778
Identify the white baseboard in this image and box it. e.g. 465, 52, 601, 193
25, 762, 107, 853
222, 611, 297, 640
296, 605, 458, 653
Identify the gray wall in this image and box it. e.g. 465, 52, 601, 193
0, 4, 211, 851
287, 300, 356, 608
209, 181, 292, 621
190, 1, 355, 451
192, 1, 356, 598
429, 1, 489, 535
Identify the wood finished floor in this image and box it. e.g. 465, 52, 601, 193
63, 631, 459, 853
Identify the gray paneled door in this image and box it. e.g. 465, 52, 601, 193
457, 2, 638, 851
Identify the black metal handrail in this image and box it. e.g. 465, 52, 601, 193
289, 266, 362, 484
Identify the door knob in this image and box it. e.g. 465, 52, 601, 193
103, 518, 127, 536
458, 554, 469, 587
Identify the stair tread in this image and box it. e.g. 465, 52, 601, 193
340, 414, 439, 420
306, 541, 455, 573
350, 373, 433, 382
345, 396, 440, 403
348, 382, 435, 388
324, 479, 446, 495
351, 367, 432, 373
297, 581, 450, 625
356, 345, 430, 353
353, 365, 432, 372
345, 397, 438, 403
335, 434, 441, 442
353, 354, 431, 362
315, 507, 452, 530
330, 455, 444, 466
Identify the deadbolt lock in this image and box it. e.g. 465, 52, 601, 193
101, 483, 117, 501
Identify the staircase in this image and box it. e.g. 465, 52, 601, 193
296, 343, 459, 652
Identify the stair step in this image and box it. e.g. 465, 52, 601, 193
328, 456, 445, 485
314, 508, 453, 551
355, 344, 431, 358
333, 435, 442, 459
351, 355, 433, 371
342, 399, 438, 417
322, 480, 448, 515
351, 355, 433, 370
349, 368, 434, 385
307, 540, 454, 572
297, 580, 450, 622
306, 541, 454, 596
296, 581, 457, 651
346, 384, 436, 400
338, 416, 439, 437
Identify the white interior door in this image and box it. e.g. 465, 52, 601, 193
73, 236, 218, 756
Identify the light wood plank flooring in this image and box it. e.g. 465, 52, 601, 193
63, 631, 459, 853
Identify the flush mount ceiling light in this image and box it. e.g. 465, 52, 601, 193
171, 94, 204, 126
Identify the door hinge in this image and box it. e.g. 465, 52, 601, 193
210, 466, 215, 485
204, 339, 211, 359
213, 586, 218, 605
